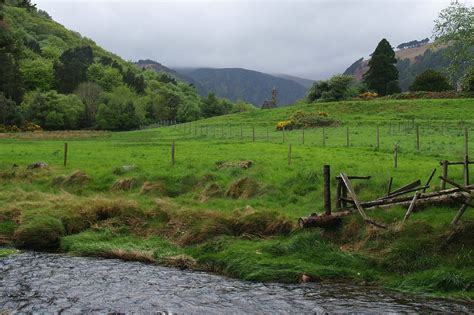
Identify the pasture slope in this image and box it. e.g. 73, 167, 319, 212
0, 98, 473, 301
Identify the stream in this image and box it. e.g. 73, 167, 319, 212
0, 252, 472, 313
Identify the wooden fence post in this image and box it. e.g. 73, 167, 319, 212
441, 160, 448, 190
416, 125, 420, 151
323, 165, 331, 215
63, 142, 68, 167
302, 128, 305, 145
394, 144, 398, 169
376, 126, 380, 150
464, 128, 469, 186
335, 179, 342, 209
229, 125, 232, 138
322, 128, 326, 146
240, 125, 243, 140
252, 126, 255, 142
288, 144, 292, 165
171, 141, 175, 165
346, 126, 349, 147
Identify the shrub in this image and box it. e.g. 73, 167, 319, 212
276, 110, 337, 130
409, 70, 452, 92
14, 216, 65, 252
461, 67, 474, 92
307, 74, 356, 102
360, 91, 378, 99
21, 121, 42, 132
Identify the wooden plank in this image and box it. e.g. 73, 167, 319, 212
402, 191, 421, 224
451, 203, 468, 225
340, 173, 367, 220
335, 175, 371, 180
382, 185, 428, 199
388, 180, 421, 196
423, 168, 436, 193
438, 176, 472, 194
387, 177, 393, 196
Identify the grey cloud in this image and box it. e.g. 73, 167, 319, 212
34, 0, 456, 80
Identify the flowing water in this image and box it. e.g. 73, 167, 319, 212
0, 252, 472, 313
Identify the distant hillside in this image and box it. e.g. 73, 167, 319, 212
273, 74, 314, 89
343, 42, 466, 91
179, 68, 308, 106
134, 60, 207, 95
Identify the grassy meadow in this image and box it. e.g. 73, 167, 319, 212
1, 98, 473, 300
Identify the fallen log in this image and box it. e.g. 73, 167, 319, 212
354, 186, 474, 210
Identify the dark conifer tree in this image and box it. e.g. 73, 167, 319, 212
54, 46, 93, 93
0, 7, 25, 103
363, 39, 400, 95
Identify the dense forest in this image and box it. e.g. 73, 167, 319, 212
0, 1, 252, 131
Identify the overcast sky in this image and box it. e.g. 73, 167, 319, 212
33, 0, 460, 80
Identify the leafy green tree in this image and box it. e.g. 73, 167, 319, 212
461, 67, 474, 92
231, 100, 256, 113
433, 1, 474, 79
409, 70, 452, 91
74, 82, 103, 126
95, 86, 142, 130
21, 90, 85, 130
176, 82, 202, 122
363, 39, 399, 95
87, 63, 122, 92
0, 14, 25, 103
307, 75, 356, 102
20, 58, 54, 91
54, 46, 93, 93
201, 93, 232, 118
307, 81, 330, 102
0, 92, 23, 126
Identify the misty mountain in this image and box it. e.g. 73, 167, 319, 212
273, 74, 314, 89
176, 68, 308, 106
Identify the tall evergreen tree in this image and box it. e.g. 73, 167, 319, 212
363, 39, 400, 95
0, 6, 25, 103
54, 46, 93, 94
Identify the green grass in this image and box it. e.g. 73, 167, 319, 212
0, 248, 20, 257
0, 98, 473, 300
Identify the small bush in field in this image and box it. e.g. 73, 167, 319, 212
276, 110, 337, 130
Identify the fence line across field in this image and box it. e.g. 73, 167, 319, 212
168, 121, 470, 155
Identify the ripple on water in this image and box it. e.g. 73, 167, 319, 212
0, 252, 472, 313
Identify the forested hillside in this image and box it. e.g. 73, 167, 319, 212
0, 1, 246, 131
